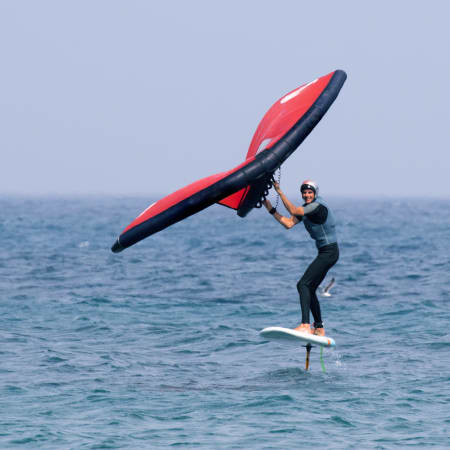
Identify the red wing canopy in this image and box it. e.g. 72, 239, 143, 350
112, 70, 347, 252
122, 173, 227, 235
218, 72, 334, 211
247, 72, 333, 158
121, 159, 252, 235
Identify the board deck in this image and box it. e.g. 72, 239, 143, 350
260, 326, 336, 348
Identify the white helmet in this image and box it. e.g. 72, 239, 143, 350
300, 179, 319, 197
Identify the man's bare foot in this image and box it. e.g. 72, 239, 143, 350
313, 326, 325, 336
294, 323, 312, 334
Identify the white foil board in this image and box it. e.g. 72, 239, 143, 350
260, 326, 336, 348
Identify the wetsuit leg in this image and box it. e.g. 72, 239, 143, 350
310, 291, 322, 326
297, 243, 339, 324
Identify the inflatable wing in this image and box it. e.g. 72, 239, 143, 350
111, 70, 347, 252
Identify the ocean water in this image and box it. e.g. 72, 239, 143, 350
0, 196, 449, 449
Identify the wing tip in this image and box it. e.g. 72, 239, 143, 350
111, 239, 124, 253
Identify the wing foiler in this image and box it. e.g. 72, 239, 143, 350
111, 70, 347, 253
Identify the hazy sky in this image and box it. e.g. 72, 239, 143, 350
1, 1, 449, 198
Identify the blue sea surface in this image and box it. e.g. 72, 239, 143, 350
0, 196, 449, 448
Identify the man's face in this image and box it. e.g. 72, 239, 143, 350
301, 189, 315, 204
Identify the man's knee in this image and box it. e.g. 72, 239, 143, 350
297, 279, 310, 294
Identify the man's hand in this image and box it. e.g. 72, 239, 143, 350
272, 181, 282, 194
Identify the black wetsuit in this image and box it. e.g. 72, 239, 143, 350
295, 197, 339, 326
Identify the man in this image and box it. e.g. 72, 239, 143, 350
263, 180, 339, 336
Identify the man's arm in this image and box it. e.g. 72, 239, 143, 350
273, 182, 305, 217
263, 199, 300, 229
